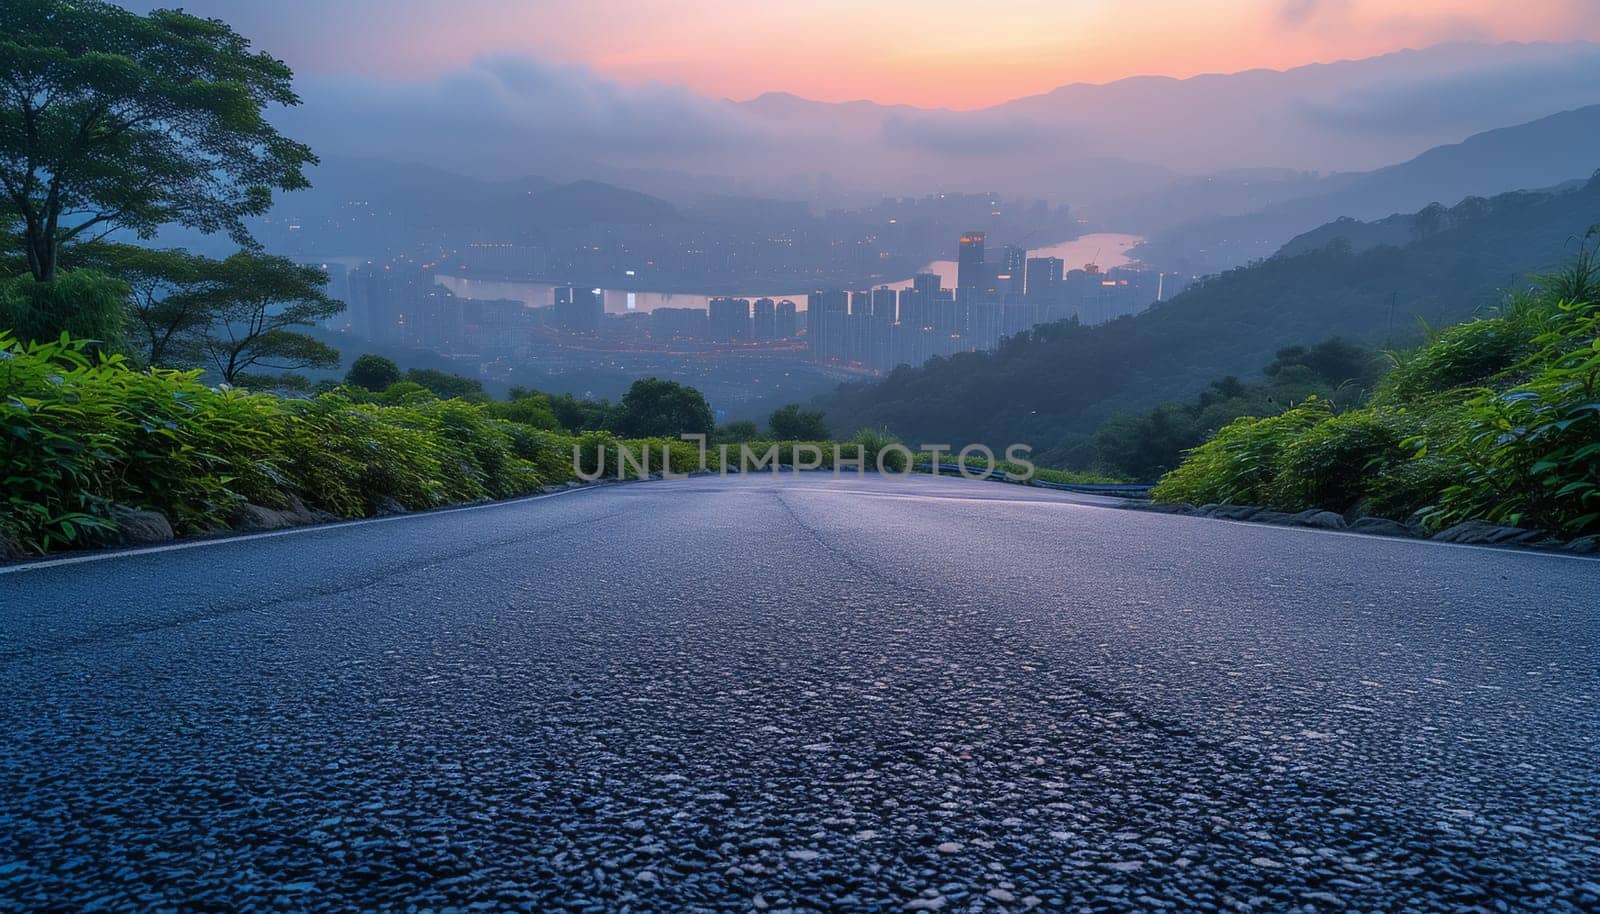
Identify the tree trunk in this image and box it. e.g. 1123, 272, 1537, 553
22, 223, 54, 281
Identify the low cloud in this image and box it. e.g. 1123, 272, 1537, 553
1296, 51, 1600, 133
279, 55, 779, 180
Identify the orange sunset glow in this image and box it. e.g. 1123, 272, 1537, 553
179, 0, 1600, 108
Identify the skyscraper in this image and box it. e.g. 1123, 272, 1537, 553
806, 289, 849, 363
957, 232, 986, 304
1002, 244, 1027, 288
553, 285, 604, 333
708, 297, 751, 341
775, 299, 798, 339
871, 286, 897, 322
752, 297, 777, 340
1025, 256, 1064, 307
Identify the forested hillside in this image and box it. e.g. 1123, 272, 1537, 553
820, 174, 1600, 465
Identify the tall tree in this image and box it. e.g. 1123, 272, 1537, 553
0, 0, 315, 280
769, 403, 830, 441
199, 252, 342, 385
612, 378, 715, 438
71, 243, 218, 366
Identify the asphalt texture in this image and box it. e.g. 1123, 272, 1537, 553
2, 472, 1597, 912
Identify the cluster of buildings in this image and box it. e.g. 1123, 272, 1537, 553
332, 231, 1183, 374
801, 232, 1183, 370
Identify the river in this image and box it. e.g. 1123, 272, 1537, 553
433, 232, 1143, 313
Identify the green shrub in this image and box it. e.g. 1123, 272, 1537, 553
851, 427, 908, 472
1273, 410, 1412, 512
0, 332, 580, 555
1428, 297, 1600, 533
486, 394, 561, 431
0, 271, 129, 354
1152, 399, 1332, 507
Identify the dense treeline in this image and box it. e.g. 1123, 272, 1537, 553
820, 176, 1600, 468
1095, 338, 1385, 480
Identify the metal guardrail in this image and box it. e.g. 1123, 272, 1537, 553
914, 463, 1153, 498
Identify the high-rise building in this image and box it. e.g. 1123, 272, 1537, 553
554, 286, 604, 333
850, 290, 873, 316
871, 286, 897, 322
652, 307, 709, 339
957, 232, 986, 304
752, 297, 777, 340
708, 297, 751, 341
1025, 256, 1064, 307
1002, 244, 1027, 290
775, 299, 798, 339
806, 289, 849, 363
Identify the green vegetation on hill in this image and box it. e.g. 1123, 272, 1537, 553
1095, 339, 1384, 481
1154, 251, 1600, 536
820, 174, 1600, 468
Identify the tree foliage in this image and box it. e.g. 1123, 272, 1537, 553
0, 0, 315, 279
612, 377, 715, 439
197, 252, 342, 384
405, 367, 485, 401
344, 353, 402, 391
69, 242, 217, 365
769, 403, 830, 441
0, 269, 126, 351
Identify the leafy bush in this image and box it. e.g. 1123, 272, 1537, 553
1273, 410, 1412, 512
0, 332, 584, 555
1152, 400, 1332, 507
345, 353, 402, 390
0, 271, 129, 354
485, 393, 561, 431
1428, 297, 1600, 533
1376, 316, 1530, 404
851, 427, 908, 472
1154, 256, 1600, 536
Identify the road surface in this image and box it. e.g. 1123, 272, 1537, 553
2, 473, 1597, 911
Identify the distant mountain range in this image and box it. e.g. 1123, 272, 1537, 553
1131, 104, 1600, 271
285, 42, 1600, 206
817, 174, 1600, 465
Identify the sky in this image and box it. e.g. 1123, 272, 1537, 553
119, 0, 1600, 108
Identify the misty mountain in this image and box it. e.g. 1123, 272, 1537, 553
280, 42, 1600, 205
1134, 103, 1600, 272
247, 160, 678, 258
817, 174, 1600, 465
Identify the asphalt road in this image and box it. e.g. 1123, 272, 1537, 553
2, 472, 1597, 912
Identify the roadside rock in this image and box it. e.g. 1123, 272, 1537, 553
1350, 517, 1415, 538
1249, 510, 1296, 525
233, 495, 338, 531
1564, 535, 1600, 554
285, 495, 338, 525
1432, 521, 1545, 545
82, 505, 174, 549
1132, 502, 1197, 515
371, 495, 408, 516
230, 503, 297, 532
110, 506, 175, 545
1288, 509, 1346, 530
1208, 505, 1262, 520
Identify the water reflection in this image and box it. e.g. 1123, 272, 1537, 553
434, 232, 1142, 313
